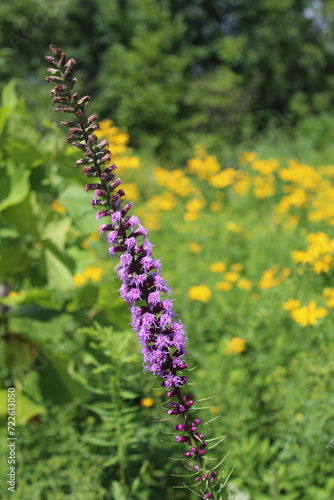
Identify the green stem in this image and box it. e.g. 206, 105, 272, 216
113, 364, 127, 499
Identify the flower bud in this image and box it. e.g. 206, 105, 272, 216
191, 419, 201, 426
88, 114, 98, 124
78, 95, 90, 106
210, 471, 217, 482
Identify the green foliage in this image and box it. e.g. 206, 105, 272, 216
2, 0, 334, 158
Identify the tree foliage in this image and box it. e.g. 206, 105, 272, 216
1, 0, 334, 155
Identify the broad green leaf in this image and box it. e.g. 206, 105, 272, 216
0, 161, 30, 212
0, 238, 31, 280
41, 217, 71, 252
43, 242, 75, 290
0, 106, 11, 137
0, 192, 39, 236
0, 390, 46, 426
1, 79, 18, 108
4, 138, 44, 168
4, 334, 35, 382
59, 184, 97, 236
36, 354, 89, 405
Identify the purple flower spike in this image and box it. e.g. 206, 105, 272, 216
45, 44, 221, 500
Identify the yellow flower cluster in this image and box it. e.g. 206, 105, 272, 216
251, 158, 280, 176
210, 262, 252, 292
253, 175, 276, 199
279, 159, 321, 190
323, 288, 334, 308
291, 232, 334, 274
148, 192, 176, 212
121, 183, 140, 202
95, 119, 141, 178
95, 120, 130, 158
308, 179, 334, 225
154, 167, 196, 197
282, 300, 327, 327
73, 266, 104, 287
224, 337, 246, 355
238, 153, 279, 199
184, 196, 206, 221
188, 284, 212, 302
258, 265, 290, 290
187, 146, 220, 180
187, 147, 240, 191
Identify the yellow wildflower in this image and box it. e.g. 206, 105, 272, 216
188, 285, 212, 302
282, 299, 302, 311
290, 301, 327, 327
186, 197, 205, 212
276, 188, 307, 214
258, 265, 290, 290
140, 398, 154, 408
232, 172, 250, 195
226, 221, 244, 234
116, 155, 141, 170
187, 148, 220, 181
121, 183, 140, 202
51, 199, 66, 215
189, 243, 202, 254
239, 151, 257, 165
89, 233, 99, 243
237, 278, 252, 290
279, 160, 321, 190
83, 266, 104, 283
291, 232, 334, 274
251, 158, 280, 175
253, 175, 275, 199
209, 262, 227, 273
224, 272, 239, 283
283, 215, 299, 229
224, 337, 246, 355
323, 288, 334, 308
149, 192, 176, 211
73, 273, 87, 287
210, 201, 223, 212
184, 211, 200, 222
208, 168, 236, 189
231, 263, 243, 272
215, 282, 233, 291
154, 167, 195, 196
136, 209, 160, 231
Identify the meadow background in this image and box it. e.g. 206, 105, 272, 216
1, 1, 334, 499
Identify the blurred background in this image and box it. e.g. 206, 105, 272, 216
1, 1, 334, 499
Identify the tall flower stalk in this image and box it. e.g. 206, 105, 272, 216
45, 44, 227, 499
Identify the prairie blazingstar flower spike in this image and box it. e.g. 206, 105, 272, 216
45, 44, 223, 499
